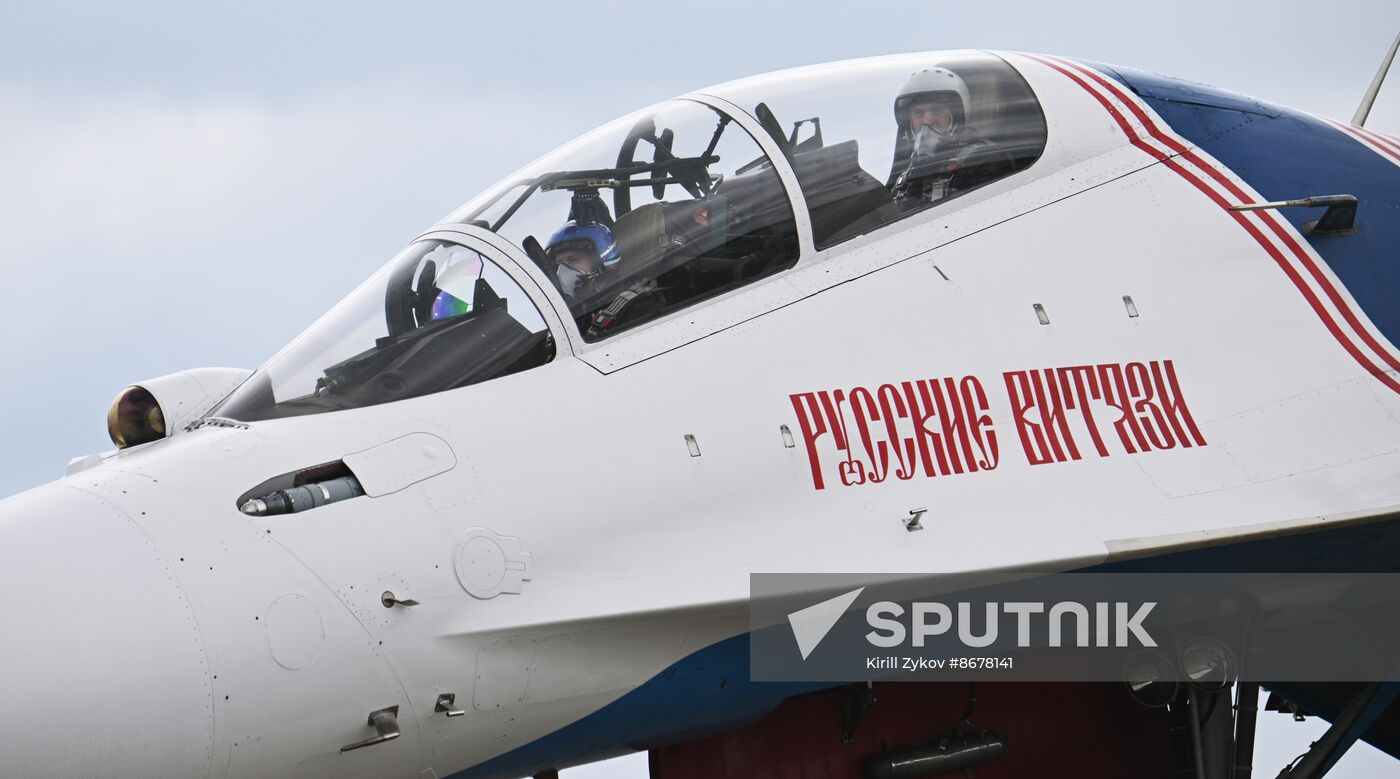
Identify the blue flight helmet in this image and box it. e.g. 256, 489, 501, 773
547, 220, 620, 269
547, 220, 620, 298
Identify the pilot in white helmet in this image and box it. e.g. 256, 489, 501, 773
889, 67, 1014, 209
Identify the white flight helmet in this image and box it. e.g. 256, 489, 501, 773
894, 67, 971, 136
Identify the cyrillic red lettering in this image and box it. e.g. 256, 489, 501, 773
1057, 365, 1110, 457
936, 377, 973, 474
819, 390, 867, 486
1097, 363, 1149, 454
877, 384, 916, 480
789, 392, 828, 490
902, 380, 952, 477
1037, 368, 1081, 461
850, 386, 887, 483
961, 376, 999, 471
1152, 360, 1206, 447
1126, 361, 1173, 450
1004, 370, 1054, 465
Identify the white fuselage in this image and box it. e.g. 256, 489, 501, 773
3, 52, 1400, 779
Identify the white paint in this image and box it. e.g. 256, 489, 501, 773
3, 48, 1398, 779
265, 594, 325, 671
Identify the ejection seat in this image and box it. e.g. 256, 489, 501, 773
611, 197, 733, 279
788, 139, 899, 246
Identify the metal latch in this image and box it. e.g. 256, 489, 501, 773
381, 591, 419, 608
340, 705, 401, 752
435, 693, 466, 717
905, 508, 927, 532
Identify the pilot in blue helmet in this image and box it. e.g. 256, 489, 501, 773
546, 220, 621, 301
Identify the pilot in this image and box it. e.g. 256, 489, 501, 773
546, 219, 665, 340
546, 220, 621, 301
888, 67, 1016, 210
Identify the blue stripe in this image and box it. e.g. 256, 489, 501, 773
1088, 62, 1400, 353
448, 632, 829, 779
453, 512, 1400, 778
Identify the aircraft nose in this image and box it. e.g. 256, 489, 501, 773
0, 485, 214, 778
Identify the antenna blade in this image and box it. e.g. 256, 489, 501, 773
1353, 30, 1400, 127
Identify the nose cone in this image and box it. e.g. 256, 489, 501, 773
0, 486, 213, 778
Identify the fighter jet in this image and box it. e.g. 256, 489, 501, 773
4, 45, 1400, 779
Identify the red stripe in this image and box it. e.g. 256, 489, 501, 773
1158, 157, 1400, 391
1352, 123, 1400, 156
1253, 202, 1400, 375
1057, 61, 1252, 200
1332, 118, 1400, 159
1328, 118, 1400, 164
1049, 56, 1400, 378
1023, 55, 1147, 149
1027, 54, 1400, 392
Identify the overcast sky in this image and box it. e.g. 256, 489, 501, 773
2, 1, 1397, 776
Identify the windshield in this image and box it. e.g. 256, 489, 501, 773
213, 240, 554, 422
450, 98, 799, 342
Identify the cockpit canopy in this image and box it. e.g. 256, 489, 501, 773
212, 51, 1046, 422
707, 51, 1046, 248
452, 98, 802, 342
214, 240, 556, 422
449, 51, 1045, 340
